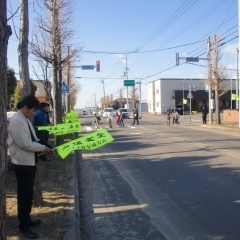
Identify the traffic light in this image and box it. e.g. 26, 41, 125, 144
96, 60, 100, 72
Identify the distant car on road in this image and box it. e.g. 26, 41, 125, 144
167, 105, 183, 115
82, 110, 87, 115
118, 108, 130, 119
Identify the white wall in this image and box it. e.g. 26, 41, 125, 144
147, 78, 234, 114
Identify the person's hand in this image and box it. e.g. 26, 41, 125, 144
44, 147, 52, 154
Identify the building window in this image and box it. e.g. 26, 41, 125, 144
156, 88, 159, 94
156, 102, 159, 107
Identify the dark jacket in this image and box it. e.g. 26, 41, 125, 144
133, 108, 139, 118
33, 109, 48, 145
201, 107, 208, 117
33, 109, 48, 127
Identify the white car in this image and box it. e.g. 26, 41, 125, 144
102, 108, 114, 118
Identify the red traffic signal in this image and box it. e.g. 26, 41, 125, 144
96, 60, 100, 72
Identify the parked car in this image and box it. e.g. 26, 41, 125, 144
167, 105, 183, 115
118, 108, 130, 119
102, 108, 114, 118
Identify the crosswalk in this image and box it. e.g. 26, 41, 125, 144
84, 124, 140, 132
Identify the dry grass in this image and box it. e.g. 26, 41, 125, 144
6, 138, 75, 240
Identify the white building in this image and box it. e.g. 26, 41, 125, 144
147, 78, 236, 114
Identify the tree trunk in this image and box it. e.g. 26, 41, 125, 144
33, 164, 43, 206
18, 0, 31, 97
0, 0, 12, 238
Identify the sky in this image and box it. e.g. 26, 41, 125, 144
7, 0, 239, 108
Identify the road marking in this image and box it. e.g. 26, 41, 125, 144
130, 133, 142, 135
85, 126, 93, 131
127, 125, 137, 128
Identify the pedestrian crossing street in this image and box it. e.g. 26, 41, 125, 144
84, 124, 140, 132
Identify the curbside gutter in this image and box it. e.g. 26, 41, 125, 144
201, 124, 240, 132
63, 133, 82, 240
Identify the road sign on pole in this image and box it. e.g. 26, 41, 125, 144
186, 57, 199, 62
187, 92, 193, 98
124, 80, 135, 86
81, 65, 95, 70
61, 81, 69, 94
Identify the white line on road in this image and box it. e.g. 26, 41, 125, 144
85, 126, 93, 131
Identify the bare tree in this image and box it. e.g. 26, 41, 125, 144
32, 61, 53, 104
0, 1, 12, 238
62, 63, 81, 109
18, 0, 31, 96
129, 86, 139, 107
203, 35, 230, 124
212, 35, 230, 124
117, 88, 124, 108
30, 0, 81, 125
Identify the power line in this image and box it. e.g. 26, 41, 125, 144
81, 40, 205, 55
134, 0, 198, 51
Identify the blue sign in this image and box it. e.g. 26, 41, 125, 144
61, 81, 69, 94
81, 65, 95, 70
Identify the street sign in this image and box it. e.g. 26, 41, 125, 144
186, 57, 199, 62
187, 92, 193, 98
61, 81, 69, 94
124, 80, 135, 86
81, 65, 95, 70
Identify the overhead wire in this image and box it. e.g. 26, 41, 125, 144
133, 0, 235, 78
134, 0, 198, 51
128, 0, 233, 77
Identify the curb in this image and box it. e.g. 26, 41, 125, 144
74, 149, 82, 240
201, 124, 240, 132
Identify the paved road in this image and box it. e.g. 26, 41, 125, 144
78, 114, 240, 240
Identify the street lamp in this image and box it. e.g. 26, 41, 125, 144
182, 79, 188, 116
101, 80, 106, 109
93, 94, 96, 109
89, 98, 92, 109
188, 85, 196, 124
120, 57, 129, 110
136, 81, 142, 118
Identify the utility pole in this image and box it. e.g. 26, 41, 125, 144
66, 46, 70, 112
207, 36, 213, 124
237, 48, 239, 110
93, 94, 96, 109
125, 57, 129, 110
101, 80, 106, 108
136, 81, 142, 118
239, 0, 240, 127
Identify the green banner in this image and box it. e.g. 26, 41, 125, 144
38, 122, 81, 135
231, 93, 239, 101
65, 111, 79, 123
183, 98, 187, 104
56, 129, 114, 159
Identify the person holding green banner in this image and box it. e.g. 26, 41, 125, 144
8, 95, 53, 239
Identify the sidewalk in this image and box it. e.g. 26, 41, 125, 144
141, 112, 240, 132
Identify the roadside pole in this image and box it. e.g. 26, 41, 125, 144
239, 0, 240, 128
208, 36, 213, 124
